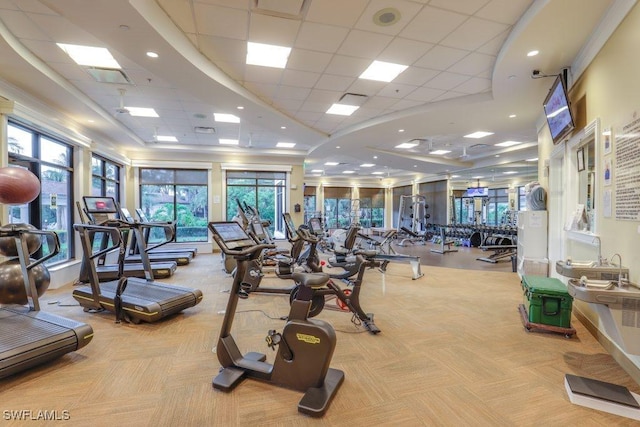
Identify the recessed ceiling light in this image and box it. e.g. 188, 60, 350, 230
219, 139, 239, 145
146, 51, 158, 58
276, 142, 296, 148
526, 158, 538, 162
280, 126, 286, 129
343, 170, 355, 174
372, 171, 384, 175
472, 176, 484, 179
451, 175, 460, 178
360, 163, 375, 167
156, 135, 177, 142
326, 104, 359, 116
527, 50, 539, 57
214, 113, 240, 123
325, 161, 339, 166
495, 140, 523, 147
87, 119, 94, 123
57, 43, 121, 68
430, 150, 451, 155
336, 146, 341, 149
237, 106, 244, 110
509, 114, 516, 118
495, 155, 500, 157
125, 107, 159, 117
359, 60, 408, 82
246, 41, 291, 69
398, 129, 405, 133
395, 142, 418, 149
311, 169, 323, 173
503, 171, 517, 175
464, 131, 494, 139
413, 165, 417, 168
373, 156, 378, 159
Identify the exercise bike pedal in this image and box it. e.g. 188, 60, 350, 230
244, 351, 267, 362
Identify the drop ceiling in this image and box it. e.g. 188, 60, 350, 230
0, 0, 623, 186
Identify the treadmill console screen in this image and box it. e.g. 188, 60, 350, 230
211, 222, 253, 249
84, 196, 118, 214
120, 207, 134, 221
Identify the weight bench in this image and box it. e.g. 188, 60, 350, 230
430, 227, 457, 254
375, 253, 423, 280
476, 245, 517, 263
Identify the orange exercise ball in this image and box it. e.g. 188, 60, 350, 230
0, 167, 41, 205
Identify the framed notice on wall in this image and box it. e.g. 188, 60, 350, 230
577, 147, 585, 172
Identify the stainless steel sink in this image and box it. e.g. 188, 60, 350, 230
555, 259, 628, 280
567, 278, 640, 308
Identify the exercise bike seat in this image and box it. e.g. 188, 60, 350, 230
291, 272, 330, 289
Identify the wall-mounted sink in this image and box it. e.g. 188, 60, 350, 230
556, 259, 628, 280
567, 278, 640, 309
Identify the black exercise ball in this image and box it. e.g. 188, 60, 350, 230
0, 258, 50, 305
0, 223, 42, 256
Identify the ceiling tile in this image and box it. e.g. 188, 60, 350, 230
248, 12, 301, 45
194, 3, 248, 40
276, 98, 305, 112
345, 78, 386, 96
305, 0, 368, 28
273, 84, 312, 100
255, 0, 305, 16
354, 0, 422, 36
428, 0, 491, 15
216, 61, 245, 81
324, 55, 369, 77
477, 30, 509, 55
197, 35, 246, 63
280, 69, 320, 88
448, 52, 495, 76
195, 0, 250, 10
388, 98, 425, 111
378, 37, 434, 65
405, 86, 446, 102
377, 82, 418, 99
244, 65, 284, 84
399, 6, 468, 44
361, 96, 398, 110
440, 17, 509, 51
157, 0, 195, 33
287, 48, 333, 73
243, 81, 278, 99
425, 71, 471, 91
295, 21, 349, 53
414, 45, 469, 70
306, 89, 342, 103
314, 74, 355, 92
476, 0, 533, 25
394, 66, 440, 86
337, 29, 393, 59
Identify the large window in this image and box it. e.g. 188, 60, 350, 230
91, 155, 121, 201
323, 187, 352, 229
486, 188, 509, 225
8, 122, 74, 264
358, 188, 385, 228
225, 171, 287, 238
139, 168, 208, 242
303, 185, 318, 225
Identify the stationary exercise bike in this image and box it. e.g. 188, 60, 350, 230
208, 221, 345, 417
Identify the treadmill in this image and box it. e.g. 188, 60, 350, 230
119, 208, 193, 266
0, 226, 93, 379
78, 198, 177, 280
135, 208, 198, 258
73, 198, 203, 323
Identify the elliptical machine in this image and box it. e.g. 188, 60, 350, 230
208, 221, 344, 417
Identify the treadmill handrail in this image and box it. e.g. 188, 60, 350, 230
73, 223, 122, 260
0, 227, 61, 269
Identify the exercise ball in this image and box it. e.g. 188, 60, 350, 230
0, 167, 40, 205
0, 223, 42, 256
0, 258, 50, 305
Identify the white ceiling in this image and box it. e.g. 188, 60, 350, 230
0, 0, 624, 186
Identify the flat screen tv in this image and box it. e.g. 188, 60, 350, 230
543, 74, 575, 144
465, 187, 488, 197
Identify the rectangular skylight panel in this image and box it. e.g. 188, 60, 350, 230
219, 139, 239, 145
464, 131, 494, 139
57, 43, 121, 68
126, 107, 159, 117
360, 163, 375, 167
495, 140, 523, 147
214, 113, 240, 123
324, 161, 339, 166
246, 42, 291, 68
430, 150, 451, 155
156, 135, 177, 142
359, 60, 408, 82
276, 142, 296, 148
395, 142, 418, 149
326, 104, 359, 116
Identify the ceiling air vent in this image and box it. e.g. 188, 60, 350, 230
338, 93, 368, 106
194, 126, 216, 134
253, 0, 309, 19
468, 143, 490, 150
86, 67, 133, 84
